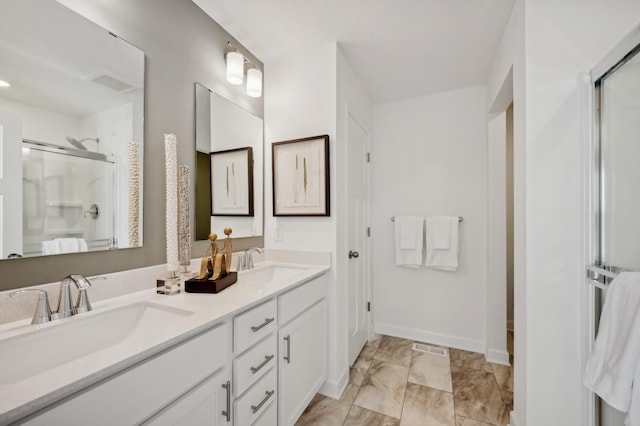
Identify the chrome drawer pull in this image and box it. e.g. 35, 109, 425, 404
250, 354, 275, 374
283, 335, 291, 364
251, 390, 275, 414
251, 317, 274, 332
221, 381, 231, 422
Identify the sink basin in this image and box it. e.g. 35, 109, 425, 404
240, 264, 309, 283
0, 302, 193, 385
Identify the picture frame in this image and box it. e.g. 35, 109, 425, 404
272, 135, 330, 216
210, 147, 254, 216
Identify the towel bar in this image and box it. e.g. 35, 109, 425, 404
391, 216, 463, 222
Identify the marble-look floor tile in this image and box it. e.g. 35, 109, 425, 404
295, 383, 359, 425
368, 333, 383, 348
344, 405, 400, 426
449, 348, 493, 372
400, 383, 455, 426
451, 366, 510, 425
354, 359, 409, 419
501, 390, 513, 412
350, 345, 378, 385
408, 350, 453, 392
455, 415, 495, 426
374, 336, 413, 367
491, 363, 514, 392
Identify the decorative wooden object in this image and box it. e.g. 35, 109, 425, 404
185, 228, 237, 293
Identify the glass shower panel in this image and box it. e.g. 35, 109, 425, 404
596, 46, 640, 426
22, 147, 115, 256
600, 51, 640, 271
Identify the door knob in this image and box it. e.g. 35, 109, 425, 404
349, 250, 359, 259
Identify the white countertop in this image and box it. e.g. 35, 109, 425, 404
0, 259, 330, 425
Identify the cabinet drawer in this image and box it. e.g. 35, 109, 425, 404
234, 299, 277, 354
234, 368, 277, 426
252, 399, 277, 426
21, 322, 231, 426
234, 334, 277, 396
278, 275, 326, 325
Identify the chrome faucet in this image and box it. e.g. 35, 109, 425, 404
240, 247, 263, 271
9, 275, 105, 325
63, 274, 97, 314
9, 289, 52, 324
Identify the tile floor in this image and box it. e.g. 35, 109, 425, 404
296, 332, 514, 426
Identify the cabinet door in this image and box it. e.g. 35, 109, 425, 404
144, 368, 232, 426
278, 300, 327, 426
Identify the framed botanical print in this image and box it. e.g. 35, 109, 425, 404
272, 135, 330, 216
210, 147, 254, 216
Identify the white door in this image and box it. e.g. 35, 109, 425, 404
347, 111, 369, 365
0, 110, 22, 258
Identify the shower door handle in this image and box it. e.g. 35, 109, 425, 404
349, 250, 359, 259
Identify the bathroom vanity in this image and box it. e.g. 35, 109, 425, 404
0, 253, 329, 426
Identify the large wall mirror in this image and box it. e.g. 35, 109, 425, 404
194, 83, 263, 239
0, 0, 144, 259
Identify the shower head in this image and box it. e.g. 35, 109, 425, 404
65, 136, 99, 150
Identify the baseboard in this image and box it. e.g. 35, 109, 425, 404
507, 319, 514, 331
375, 322, 485, 354
510, 410, 520, 426
319, 367, 348, 400
486, 348, 510, 365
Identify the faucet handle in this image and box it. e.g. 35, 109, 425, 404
67, 274, 104, 314
10, 289, 52, 324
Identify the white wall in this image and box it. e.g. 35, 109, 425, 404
523, 2, 640, 425
487, 1, 640, 424
371, 86, 488, 352
0, 98, 81, 145
263, 42, 342, 395
486, 1, 526, 423
486, 111, 508, 364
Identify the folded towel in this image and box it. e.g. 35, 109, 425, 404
431, 216, 451, 249
584, 272, 640, 425
398, 216, 421, 249
425, 216, 459, 271
41, 238, 89, 255
394, 216, 423, 268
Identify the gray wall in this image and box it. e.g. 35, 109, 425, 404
0, 0, 264, 291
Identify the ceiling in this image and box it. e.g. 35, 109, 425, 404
192, 0, 515, 103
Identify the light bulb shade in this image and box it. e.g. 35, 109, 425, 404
247, 68, 262, 98
226, 51, 244, 85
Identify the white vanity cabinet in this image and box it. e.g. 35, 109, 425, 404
277, 275, 328, 426
144, 367, 232, 425
18, 322, 232, 426
232, 299, 278, 425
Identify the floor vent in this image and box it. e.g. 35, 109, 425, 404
413, 343, 447, 357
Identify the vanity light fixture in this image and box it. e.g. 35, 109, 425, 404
226, 51, 244, 85
0, 79, 10, 88
246, 68, 262, 98
225, 42, 262, 97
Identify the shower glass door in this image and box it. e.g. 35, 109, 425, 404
593, 43, 640, 426
22, 143, 116, 256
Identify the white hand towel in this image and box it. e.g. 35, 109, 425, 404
394, 216, 423, 268
425, 216, 459, 271
56, 238, 80, 253
398, 216, 420, 249
78, 238, 88, 252
584, 272, 640, 425
41, 240, 57, 255
431, 216, 451, 249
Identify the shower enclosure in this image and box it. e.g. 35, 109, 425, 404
22, 139, 116, 256
586, 30, 640, 426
